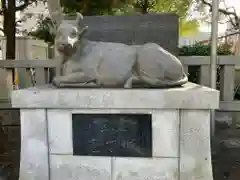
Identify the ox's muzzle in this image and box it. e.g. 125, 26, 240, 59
57, 43, 77, 56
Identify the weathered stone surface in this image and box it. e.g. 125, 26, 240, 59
47, 109, 73, 154
80, 14, 179, 55
52, 13, 187, 88
19, 109, 49, 180
47, 109, 154, 155
47, 108, 179, 157
11, 80, 220, 180
152, 110, 179, 157
179, 110, 213, 180
112, 157, 178, 180
11, 82, 219, 109
50, 155, 111, 180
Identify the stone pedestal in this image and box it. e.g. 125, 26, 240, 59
11, 82, 219, 180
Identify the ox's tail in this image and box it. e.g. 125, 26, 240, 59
138, 68, 188, 88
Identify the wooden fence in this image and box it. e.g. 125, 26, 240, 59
0, 56, 239, 115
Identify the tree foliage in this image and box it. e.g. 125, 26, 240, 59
195, 0, 240, 30
179, 19, 199, 36
29, 0, 200, 43
28, 15, 55, 44
149, 0, 200, 36
0, 0, 47, 59
179, 43, 233, 90
179, 43, 233, 56
60, 0, 128, 15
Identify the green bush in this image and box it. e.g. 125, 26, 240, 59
179, 43, 234, 88
179, 43, 233, 56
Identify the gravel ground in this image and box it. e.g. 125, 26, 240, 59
212, 127, 240, 180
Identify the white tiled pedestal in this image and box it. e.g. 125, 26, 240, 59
11, 82, 219, 180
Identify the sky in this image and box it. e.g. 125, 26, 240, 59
200, 0, 240, 33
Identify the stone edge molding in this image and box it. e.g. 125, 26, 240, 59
11, 82, 219, 109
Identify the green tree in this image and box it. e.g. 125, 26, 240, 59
0, 0, 46, 89
0, 0, 46, 59
131, 0, 200, 35
179, 19, 199, 36
111, 0, 200, 35
29, 0, 200, 43
60, 0, 128, 15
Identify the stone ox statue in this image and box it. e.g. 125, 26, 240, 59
52, 13, 188, 88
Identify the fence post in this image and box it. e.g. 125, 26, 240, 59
0, 68, 13, 102
220, 64, 235, 127
35, 68, 47, 86
200, 65, 210, 87
16, 37, 32, 88
220, 65, 235, 100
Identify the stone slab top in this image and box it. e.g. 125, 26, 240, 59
11, 82, 219, 109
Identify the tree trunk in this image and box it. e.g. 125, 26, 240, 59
47, 0, 63, 28
82, 0, 89, 15
4, 0, 16, 85
5, 0, 16, 60
141, 0, 148, 14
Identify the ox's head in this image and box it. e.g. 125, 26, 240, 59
54, 13, 88, 57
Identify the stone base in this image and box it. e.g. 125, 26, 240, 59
51, 155, 178, 180
18, 108, 213, 180
11, 82, 219, 180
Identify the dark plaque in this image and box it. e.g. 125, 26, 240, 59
72, 113, 152, 157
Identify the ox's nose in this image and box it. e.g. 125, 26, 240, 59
60, 43, 72, 49
57, 43, 73, 52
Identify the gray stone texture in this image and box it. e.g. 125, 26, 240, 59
66, 13, 179, 55
48, 109, 154, 155
18, 109, 49, 180
47, 109, 179, 157
50, 155, 111, 180
53, 14, 186, 88
12, 83, 219, 180
180, 110, 213, 180
50, 155, 178, 180
112, 157, 178, 180
47, 110, 72, 154
152, 110, 179, 157
11, 82, 219, 109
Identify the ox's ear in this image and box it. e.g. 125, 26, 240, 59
75, 12, 84, 27
75, 12, 88, 39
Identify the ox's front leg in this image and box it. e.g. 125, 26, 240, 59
52, 72, 100, 88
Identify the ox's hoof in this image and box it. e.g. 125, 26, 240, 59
52, 77, 61, 87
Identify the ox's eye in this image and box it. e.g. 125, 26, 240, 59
70, 30, 77, 38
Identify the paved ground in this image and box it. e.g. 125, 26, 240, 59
212, 125, 240, 180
